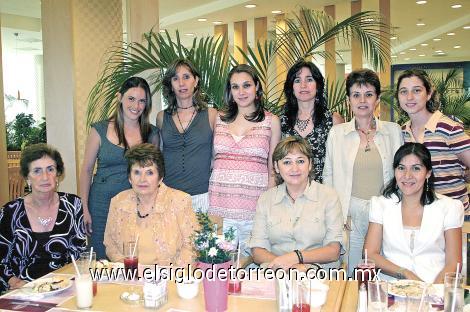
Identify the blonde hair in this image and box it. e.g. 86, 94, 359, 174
272, 137, 313, 185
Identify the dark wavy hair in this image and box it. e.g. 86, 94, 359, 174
20, 143, 64, 178
221, 64, 265, 123
161, 59, 207, 115
272, 136, 313, 185
282, 60, 328, 130
383, 142, 436, 206
395, 69, 439, 113
125, 143, 165, 179
112, 77, 153, 150
346, 68, 381, 97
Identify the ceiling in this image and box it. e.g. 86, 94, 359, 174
0, 0, 469, 66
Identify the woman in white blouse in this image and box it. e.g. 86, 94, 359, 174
364, 143, 463, 283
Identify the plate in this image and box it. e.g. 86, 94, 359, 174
22, 277, 72, 296
388, 280, 426, 298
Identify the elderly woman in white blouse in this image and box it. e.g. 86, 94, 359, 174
249, 137, 343, 270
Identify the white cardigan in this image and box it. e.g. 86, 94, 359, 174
323, 118, 403, 222
369, 194, 463, 283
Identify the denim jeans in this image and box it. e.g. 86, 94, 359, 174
347, 196, 371, 276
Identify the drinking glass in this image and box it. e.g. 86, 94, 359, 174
228, 249, 242, 294
367, 280, 388, 311
444, 272, 464, 312
292, 279, 311, 312
123, 241, 139, 280
356, 258, 376, 290
75, 274, 93, 309
79, 251, 97, 296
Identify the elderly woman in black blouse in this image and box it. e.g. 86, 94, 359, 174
0, 144, 86, 292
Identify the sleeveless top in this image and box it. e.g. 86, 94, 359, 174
161, 109, 213, 195
208, 111, 272, 221
280, 109, 333, 183
92, 120, 159, 185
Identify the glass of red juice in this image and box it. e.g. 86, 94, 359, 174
228, 249, 243, 294
123, 241, 139, 279
355, 258, 376, 290
292, 279, 311, 312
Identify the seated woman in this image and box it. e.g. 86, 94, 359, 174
0, 144, 86, 292
364, 143, 463, 283
104, 143, 198, 266
249, 137, 343, 270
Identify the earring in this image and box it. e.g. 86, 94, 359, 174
315, 96, 319, 104
425, 178, 429, 192
56, 180, 59, 189
27, 182, 31, 192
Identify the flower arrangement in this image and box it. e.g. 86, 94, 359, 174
193, 212, 236, 264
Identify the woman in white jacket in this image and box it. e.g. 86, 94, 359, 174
364, 143, 463, 283
323, 69, 403, 275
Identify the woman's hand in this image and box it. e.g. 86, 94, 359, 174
83, 209, 92, 235
404, 269, 422, 281
267, 252, 299, 270
8, 277, 27, 289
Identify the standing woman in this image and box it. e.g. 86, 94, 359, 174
80, 77, 159, 259
208, 64, 281, 253
281, 60, 343, 182
323, 69, 403, 275
397, 69, 470, 210
157, 59, 217, 213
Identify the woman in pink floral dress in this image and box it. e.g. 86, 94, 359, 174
208, 64, 281, 255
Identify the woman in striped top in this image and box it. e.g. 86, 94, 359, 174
397, 69, 470, 211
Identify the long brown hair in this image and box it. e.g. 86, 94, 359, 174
112, 77, 153, 150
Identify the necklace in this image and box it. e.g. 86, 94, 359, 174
286, 188, 296, 203
136, 196, 153, 219
38, 216, 53, 228
355, 119, 376, 152
177, 104, 194, 110
176, 108, 196, 135
295, 117, 311, 132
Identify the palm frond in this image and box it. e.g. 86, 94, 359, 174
327, 80, 352, 121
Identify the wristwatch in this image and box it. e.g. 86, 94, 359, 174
396, 267, 407, 279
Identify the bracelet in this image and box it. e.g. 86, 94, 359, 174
294, 249, 304, 264
396, 267, 407, 279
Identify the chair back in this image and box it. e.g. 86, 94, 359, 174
8, 167, 25, 201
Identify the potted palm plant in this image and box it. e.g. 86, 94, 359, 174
86, 7, 390, 125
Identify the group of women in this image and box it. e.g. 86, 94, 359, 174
1, 57, 469, 292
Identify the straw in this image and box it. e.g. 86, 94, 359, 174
71, 254, 81, 278
236, 241, 241, 269
375, 278, 383, 312
417, 283, 428, 312
364, 249, 368, 264
131, 234, 139, 258
88, 247, 94, 267
450, 263, 460, 312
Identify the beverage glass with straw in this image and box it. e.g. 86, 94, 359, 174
356, 249, 376, 290
229, 241, 242, 294
444, 263, 463, 312
124, 236, 139, 279
79, 247, 97, 296
367, 280, 387, 312
72, 254, 93, 309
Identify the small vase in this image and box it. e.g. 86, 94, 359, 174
198, 261, 231, 312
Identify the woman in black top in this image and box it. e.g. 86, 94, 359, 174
0, 144, 86, 292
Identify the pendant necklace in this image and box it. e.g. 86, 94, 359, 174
355, 119, 376, 152
295, 117, 311, 132
33, 195, 56, 229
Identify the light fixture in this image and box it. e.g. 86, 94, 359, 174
364, 18, 374, 22
433, 38, 441, 41
212, 21, 223, 25
245, 4, 256, 8
416, 0, 427, 4
390, 36, 397, 40
435, 50, 443, 53
420, 43, 428, 46
271, 10, 282, 14
454, 45, 461, 48
391, 55, 397, 58
451, 4, 462, 8
185, 33, 195, 37
419, 54, 426, 57
197, 18, 207, 22
437, 52, 446, 55
464, 26, 470, 29
399, 51, 406, 55
416, 22, 425, 26
404, 57, 410, 60
159, 29, 166, 33
447, 32, 455, 36
409, 48, 417, 51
